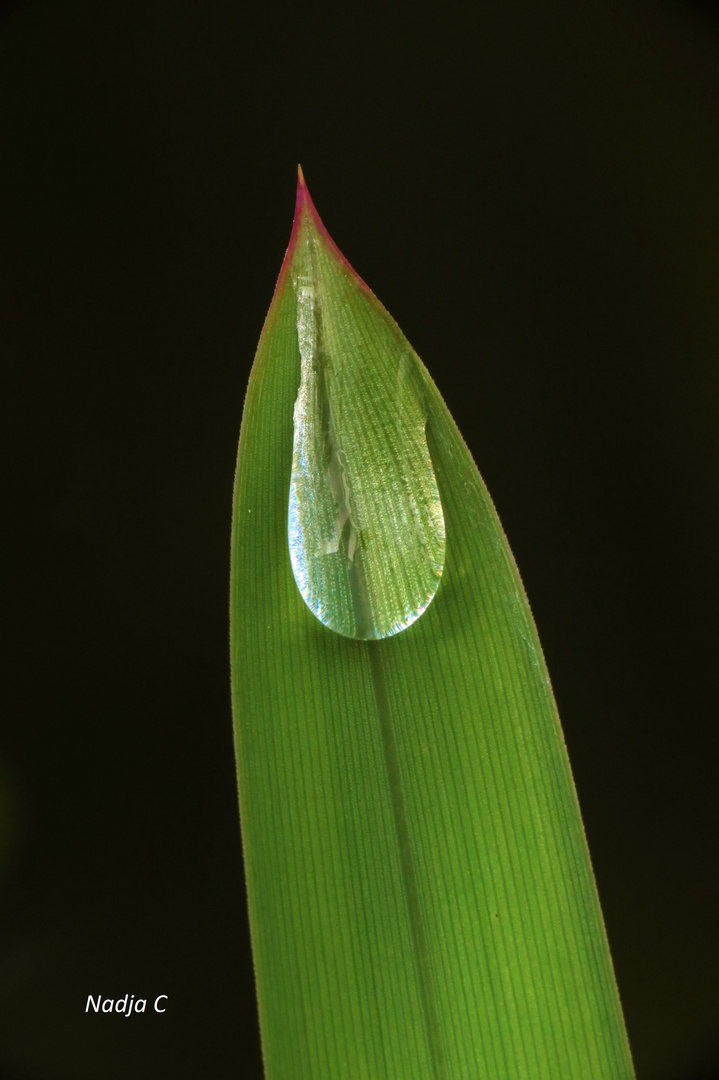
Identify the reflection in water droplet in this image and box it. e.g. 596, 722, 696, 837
288, 222, 445, 641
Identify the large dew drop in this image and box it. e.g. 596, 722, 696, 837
287, 172, 445, 640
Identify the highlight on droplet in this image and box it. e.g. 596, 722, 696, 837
285, 169, 445, 641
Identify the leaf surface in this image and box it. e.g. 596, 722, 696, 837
230, 171, 634, 1080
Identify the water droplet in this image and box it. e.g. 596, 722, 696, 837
287, 176, 445, 640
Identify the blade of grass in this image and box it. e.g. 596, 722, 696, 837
230, 170, 635, 1079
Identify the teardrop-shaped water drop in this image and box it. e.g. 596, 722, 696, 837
286, 171, 445, 640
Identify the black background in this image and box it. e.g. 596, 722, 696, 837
2, 1, 718, 1077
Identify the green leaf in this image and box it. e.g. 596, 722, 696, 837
230, 169, 635, 1080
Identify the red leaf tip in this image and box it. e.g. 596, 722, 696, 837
295, 163, 314, 218
279, 166, 373, 298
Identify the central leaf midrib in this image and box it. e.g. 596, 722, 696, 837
368, 642, 447, 1080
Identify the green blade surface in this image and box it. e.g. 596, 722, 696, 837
230, 171, 635, 1080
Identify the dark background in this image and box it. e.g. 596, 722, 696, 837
2, 1, 718, 1077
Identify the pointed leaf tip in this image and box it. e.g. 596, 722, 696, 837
281, 167, 318, 286
294, 165, 319, 224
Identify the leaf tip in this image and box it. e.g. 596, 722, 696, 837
273, 166, 313, 292
278, 167, 374, 306
294, 164, 319, 227
281, 166, 325, 278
